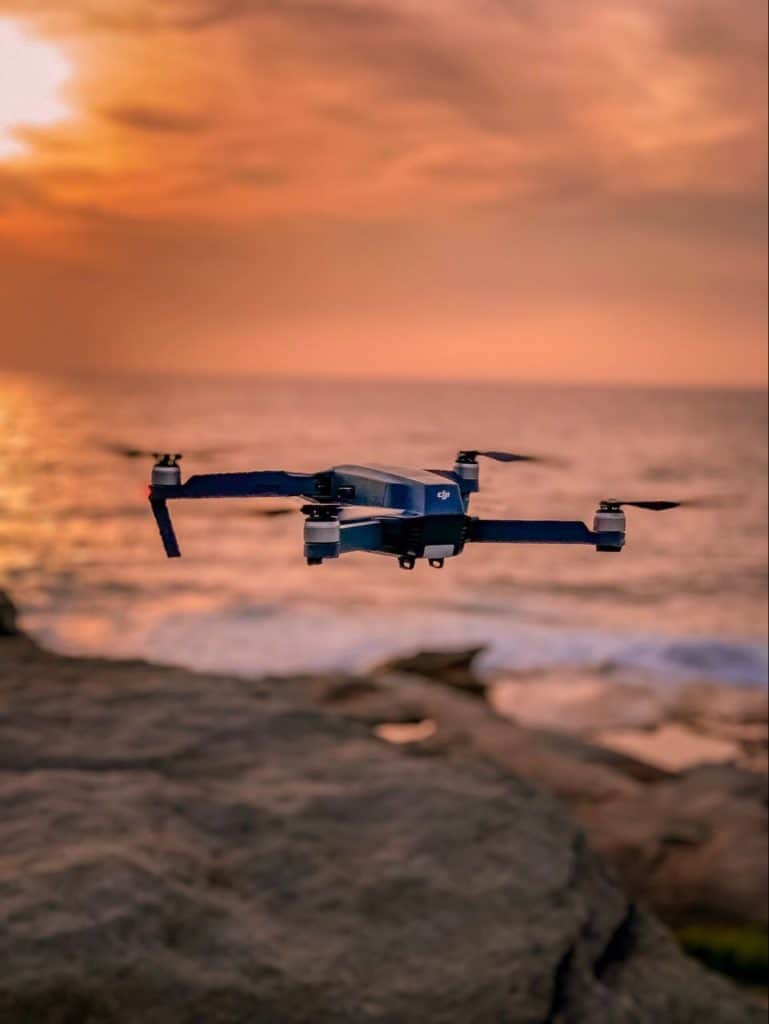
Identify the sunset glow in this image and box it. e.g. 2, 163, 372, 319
0, 20, 72, 158
0, 1, 765, 385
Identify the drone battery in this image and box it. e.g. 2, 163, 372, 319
593, 509, 626, 552
304, 519, 341, 561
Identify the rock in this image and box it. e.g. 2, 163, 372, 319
0, 589, 19, 636
311, 669, 647, 803
292, 670, 767, 933
489, 674, 767, 774
671, 683, 768, 726
489, 674, 663, 735
594, 723, 743, 773
669, 684, 768, 771
578, 765, 769, 931
371, 645, 488, 694
0, 645, 761, 1023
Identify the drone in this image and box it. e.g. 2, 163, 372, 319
146, 449, 685, 570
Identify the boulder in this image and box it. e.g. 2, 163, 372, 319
298, 670, 768, 932
669, 684, 768, 772
671, 683, 768, 727
578, 765, 769, 928
0, 646, 761, 1023
489, 674, 767, 773
594, 722, 743, 772
488, 674, 663, 735
371, 645, 488, 694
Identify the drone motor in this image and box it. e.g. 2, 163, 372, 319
151, 454, 183, 487
302, 505, 341, 565
593, 502, 626, 552
453, 452, 480, 490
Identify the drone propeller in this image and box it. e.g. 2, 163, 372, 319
247, 506, 296, 518
102, 442, 228, 460
457, 449, 552, 465
600, 499, 686, 512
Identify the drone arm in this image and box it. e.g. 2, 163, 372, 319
148, 471, 326, 558
469, 518, 614, 546
173, 470, 321, 500
150, 498, 181, 558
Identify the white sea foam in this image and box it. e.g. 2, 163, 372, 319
25, 601, 768, 688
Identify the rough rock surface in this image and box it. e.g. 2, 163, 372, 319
490, 670, 768, 773
300, 667, 768, 930
0, 633, 761, 1024
373, 646, 488, 694
579, 764, 769, 928
489, 674, 666, 735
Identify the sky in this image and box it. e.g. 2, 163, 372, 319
0, 0, 766, 385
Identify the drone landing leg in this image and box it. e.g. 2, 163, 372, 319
150, 498, 181, 558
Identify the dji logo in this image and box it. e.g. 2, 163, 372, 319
436, 490, 451, 501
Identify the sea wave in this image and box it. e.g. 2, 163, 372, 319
24, 602, 768, 689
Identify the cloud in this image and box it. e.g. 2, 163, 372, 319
0, 0, 763, 226
1, 193, 765, 384
659, 0, 767, 61
227, 163, 290, 187
102, 104, 211, 133
0, 0, 764, 384
0, 167, 45, 207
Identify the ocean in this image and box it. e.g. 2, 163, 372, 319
0, 371, 766, 688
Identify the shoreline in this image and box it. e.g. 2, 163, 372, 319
21, 604, 769, 692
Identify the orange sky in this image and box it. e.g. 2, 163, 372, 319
0, 0, 766, 385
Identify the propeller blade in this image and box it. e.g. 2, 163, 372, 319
603, 499, 684, 512
459, 449, 559, 465
479, 450, 540, 463
623, 500, 682, 511
103, 443, 157, 459
247, 506, 296, 518
103, 443, 227, 460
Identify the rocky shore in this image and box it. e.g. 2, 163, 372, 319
0, 595, 765, 1023
362, 648, 768, 934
